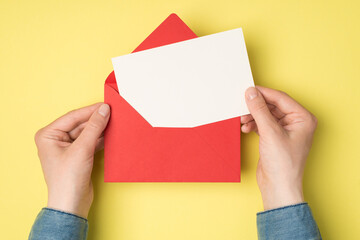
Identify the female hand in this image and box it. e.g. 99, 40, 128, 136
242, 86, 317, 210
34, 103, 110, 218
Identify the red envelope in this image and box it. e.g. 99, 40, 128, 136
104, 14, 241, 182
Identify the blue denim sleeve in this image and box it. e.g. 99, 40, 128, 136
257, 203, 321, 240
28, 208, 88, 240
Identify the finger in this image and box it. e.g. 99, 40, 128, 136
74, 104, 110, 151
269, 104, 286, 120
95, 137, 105, 152
245, 87, 278, 134
278, 116, 291, 127
242, 104, 284, 123
241, 114, 254, 124
256, 86, 307, 114
277, 113, 307, 128
48, 103, 103, 132
70, 122, 106, 141
241, 121, 258, 134
68, 122, 87, 141
267, 104, 276, 111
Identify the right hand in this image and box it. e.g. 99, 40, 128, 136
242, 86, 317, 210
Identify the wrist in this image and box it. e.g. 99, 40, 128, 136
47, 188, 92, 219
259, 182, 304, 211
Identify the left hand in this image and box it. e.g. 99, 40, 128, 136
34, 103, 110, 218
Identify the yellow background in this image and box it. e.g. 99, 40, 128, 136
1, 0, 359, 239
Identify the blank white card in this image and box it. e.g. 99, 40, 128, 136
112, 28, 254, 128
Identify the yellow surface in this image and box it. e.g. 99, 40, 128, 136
1, 0, 359, 239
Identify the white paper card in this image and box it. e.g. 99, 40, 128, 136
112, 28, 254, 128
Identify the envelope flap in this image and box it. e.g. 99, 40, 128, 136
134, 13, 197, 52
105, 13, 197, 92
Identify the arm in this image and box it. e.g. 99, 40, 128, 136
29, 103, 110, 240
242, 86, 321, 240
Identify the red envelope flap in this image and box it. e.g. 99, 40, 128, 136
105, 13, 197, 92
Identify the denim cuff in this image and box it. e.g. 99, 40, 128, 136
28, 208, 88, 240
257, 203, 322, 240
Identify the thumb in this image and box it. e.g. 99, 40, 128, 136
245, 87, 277, 133
75, 104, 110, 151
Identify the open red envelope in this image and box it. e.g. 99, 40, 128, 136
104, 14, 241, 182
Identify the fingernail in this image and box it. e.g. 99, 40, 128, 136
98, 104, 110, 117
246, 87, 258, 100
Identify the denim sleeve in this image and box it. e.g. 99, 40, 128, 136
257, 203, 321, 240
28, 208, 88, 240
